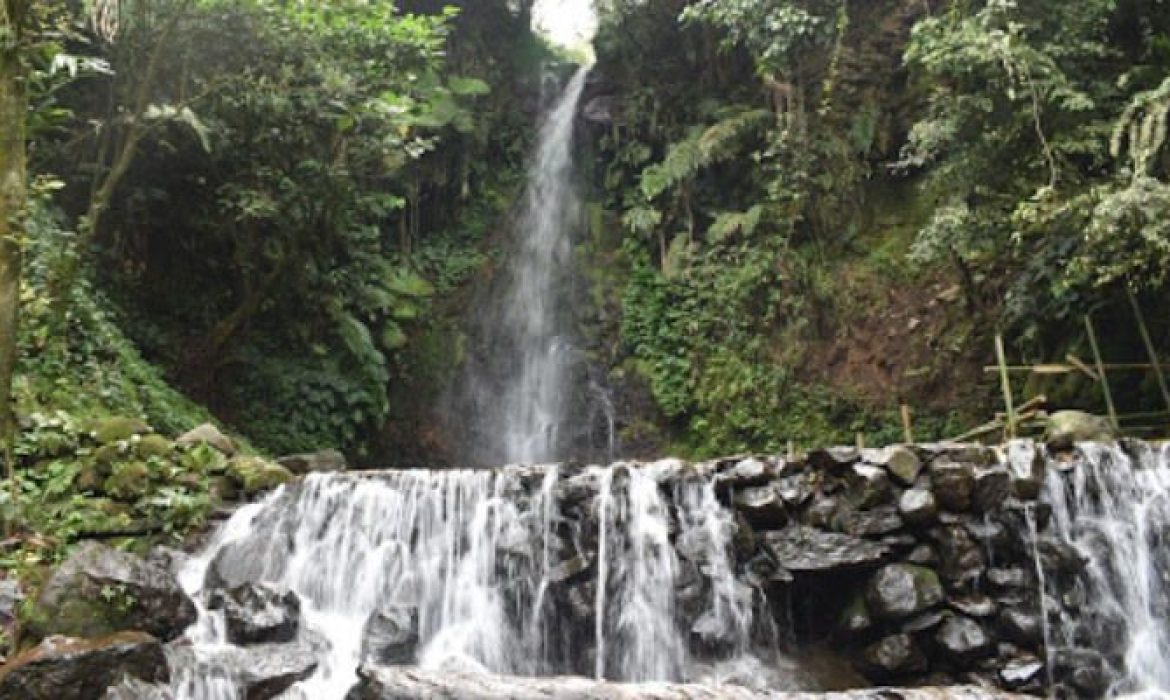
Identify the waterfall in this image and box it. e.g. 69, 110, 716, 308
446, 64, 594, 465
168, 465, 782, 700
1033, 442, 1170, 696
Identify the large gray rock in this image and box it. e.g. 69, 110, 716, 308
930, 461, 975, 512
0, 632, 167, 700
931, 525, 986, 590
209, 584, 300, 645
29, 542, 196, 642
762, 526, 890, 574
848, 465, 892, 509
865, 564, 944, 621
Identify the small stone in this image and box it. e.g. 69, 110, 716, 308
999, 657, 1045, 689
949, 595, 997, 618
906, 544, 937, 566
546, 555, 591, 585
898, 489, 938, 525
935, 615, 994, 663
987, 567, 1028, 592
998, 606, 1043, 647
733, 485, 788, 530
277, 450, 347, 476
858, 633, 928, 679
882, 446, 923, 486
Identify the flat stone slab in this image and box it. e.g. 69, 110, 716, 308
762, 526, 890, 573
345, 665, 1027, 699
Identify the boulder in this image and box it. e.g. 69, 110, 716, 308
361, 607, 419, 666
930, 460, 976, 512
807, 447, 860, 474
934, 616, 993, 664
898, 489, 938, 525
103, 461, 152, 501
775, 475, 814, 508
28, 542, 196, 642
761, 526, 889, 574
210, 584, 300, 645
732, 485, 788, 530
857, 634, 928, 680
713, 458, 775, 493
176, 423, 237, 456
1045, 410, 1116, 451
864, 564, 943, 621
0, 632, 167, 700
277, 450, 347, 476
841, 506, 903, 538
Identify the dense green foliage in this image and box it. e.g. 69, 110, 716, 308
591, 0, 1170, 454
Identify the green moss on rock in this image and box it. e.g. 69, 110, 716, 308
134, 435, 174, 460
103, 462, 152, 501
226, 456, 294, 495
92, 417, 150, 446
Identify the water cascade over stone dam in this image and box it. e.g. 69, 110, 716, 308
123, 439, 1167, 699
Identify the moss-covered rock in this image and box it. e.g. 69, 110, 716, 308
103, 461, 152, 501
92, 443, 126, 467
75, 465, 104, 494
92, 417, 151, 446
134, 435, 174, 460
0, 631, 168, 700
226, 456, 294, 495
210, 476, 239, 501
24, 542, 195, 643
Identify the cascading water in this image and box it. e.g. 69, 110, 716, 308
453, 66, 596, 467
168, 463, 800, 700
1031, 442, 1170, 696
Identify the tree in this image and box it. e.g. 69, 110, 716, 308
1, 0, 29, 474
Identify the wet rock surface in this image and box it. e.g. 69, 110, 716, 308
0, 632, 168, 700
210, 583, 301, 645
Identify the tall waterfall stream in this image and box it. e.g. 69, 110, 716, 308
163, 66, 1170, 699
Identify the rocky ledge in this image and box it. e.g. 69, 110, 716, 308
345, 665, 1025, 700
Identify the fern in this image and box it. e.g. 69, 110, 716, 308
1112, 77, 1170, 177
639, 108, 770, 201
708, 205, 765, 243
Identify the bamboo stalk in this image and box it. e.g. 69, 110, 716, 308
1128, 288, 1170, 431
1084, 314, 1120, 432
900, 403, 913, 444
983, 362, 1170, 374
995, 333, 1017, 439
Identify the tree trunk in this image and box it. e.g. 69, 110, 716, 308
0, 5, 28, 467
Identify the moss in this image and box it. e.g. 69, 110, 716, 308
92, 417, 150, 445
134, 434, 174, 460
91, 443, 125, 467
103, 461, 152, 501
226, 455, 294, 494
75, 465, 104, 494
